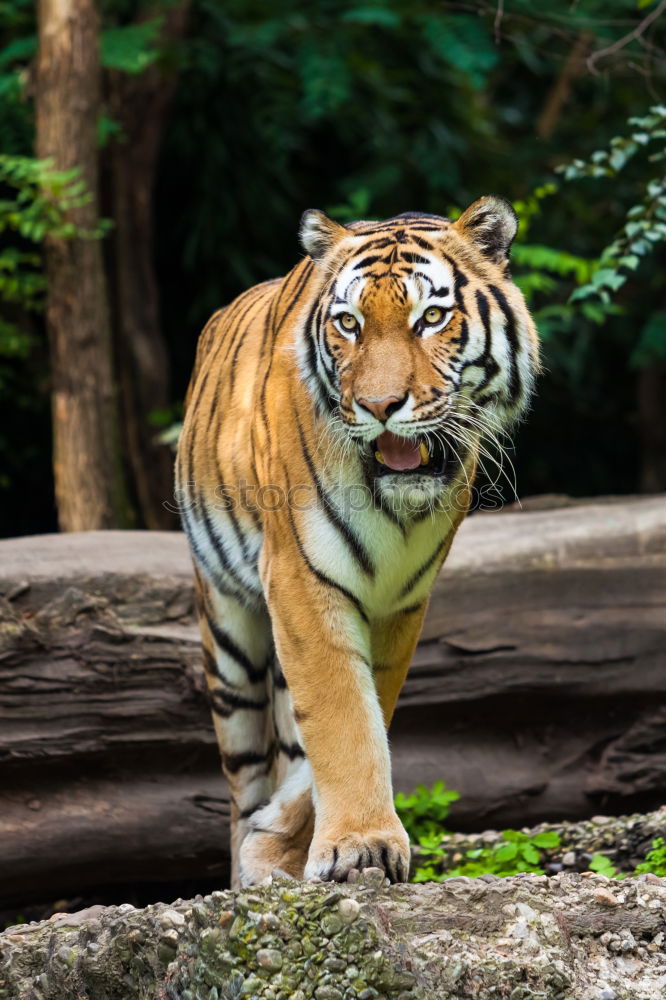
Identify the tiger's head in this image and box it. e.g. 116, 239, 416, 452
298, 198, 540, 507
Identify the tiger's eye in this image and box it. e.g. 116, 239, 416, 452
339, 313, 358, 332
423, 306, 444, 324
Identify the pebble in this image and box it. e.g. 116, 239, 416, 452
338, 898, 360, 924
562, 851, 576, 866
256, 948, 283, 972
346, 868, 360, 884
594, 888, 618, 907
359, 867, 386, 888
314, 988, 343, 1000
271, 868, 296, 881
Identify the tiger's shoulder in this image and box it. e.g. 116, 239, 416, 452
187, 277, 285, 394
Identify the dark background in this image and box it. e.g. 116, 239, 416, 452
2, 0, 665, 536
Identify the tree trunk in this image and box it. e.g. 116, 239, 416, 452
2, 871, 666, 999
35, 0, 132, 531
1, 497, 664, 909
105, 2, 190, 529
637, 364, 666, 493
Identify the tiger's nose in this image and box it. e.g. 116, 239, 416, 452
356, 394, 407, 422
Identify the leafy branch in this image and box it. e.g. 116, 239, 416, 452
557, 105, 666, 306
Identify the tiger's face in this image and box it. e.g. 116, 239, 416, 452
299, 198, 540, 503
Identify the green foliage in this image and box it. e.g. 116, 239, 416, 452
394, 781, 459, 843
412, 827, 561, 883
3, 0, 666, 528
101, 18, 165, 74
395, 781, 562, 882
635, 838, 666, 877
558, 105, 666, 308
398, 782, 666, 882
0, 155, 110, 356
588, 838, 666, 879
588, 853, 619, 878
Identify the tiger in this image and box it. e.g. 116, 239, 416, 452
176, 196, 539, 888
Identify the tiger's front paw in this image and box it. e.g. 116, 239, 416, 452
304, 819, 410, 883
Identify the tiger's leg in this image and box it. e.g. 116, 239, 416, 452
238, 603, 430, 884
371, 601, 429, 728
259, 546, 410, 884
238, 658, 315, 885
194, 571, 275, 888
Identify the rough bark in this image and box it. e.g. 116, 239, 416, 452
2, 870, 666, 999
35, 0, 131, 530
0, 497, 664, 907
105, 2, 190, 530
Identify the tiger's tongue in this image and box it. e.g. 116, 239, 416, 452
376, 431, 422, 471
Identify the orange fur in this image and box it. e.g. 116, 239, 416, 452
176, 200, 539, 885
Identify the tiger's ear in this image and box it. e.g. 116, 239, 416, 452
299, 209, 348, 261
454, 195, 518, 264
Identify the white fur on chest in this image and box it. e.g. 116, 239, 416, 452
300, 491, 451, 619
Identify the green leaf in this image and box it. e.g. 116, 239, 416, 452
101, 19, 163, 75
532, 831, 561, 849
340, 7, 400, 27
521, 844, 540, 865
495, 843, 518, 862
0, 35, 36, 68
589, 853, 617, 876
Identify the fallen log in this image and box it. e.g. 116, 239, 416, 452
1, 496, 665, 907
2, 870, 666, 999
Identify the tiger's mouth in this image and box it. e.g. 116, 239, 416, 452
370, 431, 450, 478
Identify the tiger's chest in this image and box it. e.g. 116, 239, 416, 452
296, 495, 452, 619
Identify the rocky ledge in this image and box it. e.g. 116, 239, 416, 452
2, 868, 666, 1000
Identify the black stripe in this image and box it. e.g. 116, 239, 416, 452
182, 516, 246, 601
198, 500, 262, 599
239, 800, 269, 820
227, 285, 276, 393
273, 663, 288, 689
369, 477, 407, 537
447, 316, 468, 351
487, 283, 521, 405
276, 259, 315, 334
353, 254, 386, 269
398, 539, 447, 600
398, 601, 426, 615
461, 288, 499, 393
223, 748, 275, 774
294, 412, 375, 578
184, 366, 212, 485
411, 235, 436, 251
278, 740, 305, 760
206, 613, 268, 684
209, 688, 269, 717
399, 251, 431, 264
284, 471, 369, 624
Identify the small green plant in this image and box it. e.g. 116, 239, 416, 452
589, 853, 619, 878
412, 828, 561, 883
394, 780, 460, 843
395, 781, 562, 882
635, 837, 666, 877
